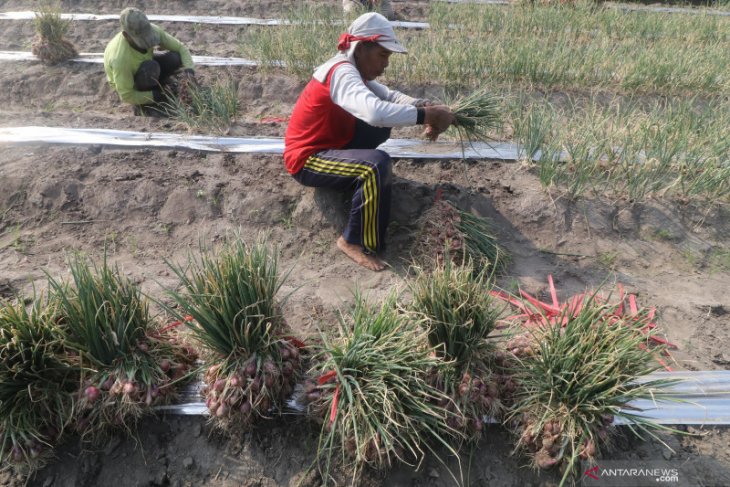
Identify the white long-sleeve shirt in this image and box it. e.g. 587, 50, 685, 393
330, 62, 419, 127
313, 52, 420, 128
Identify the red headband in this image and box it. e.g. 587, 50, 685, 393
337, 33, 383, 51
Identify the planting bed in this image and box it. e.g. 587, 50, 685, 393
1, 0, 730, 486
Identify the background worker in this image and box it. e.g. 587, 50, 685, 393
284, 13, 455, 272
103, 7, 195, 115
343, 0, 396, 21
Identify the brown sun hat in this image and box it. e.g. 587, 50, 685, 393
120, 8, 160, 50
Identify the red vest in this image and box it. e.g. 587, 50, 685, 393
284, 62, 357, 175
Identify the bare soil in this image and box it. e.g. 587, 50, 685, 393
1, 0, 729, 486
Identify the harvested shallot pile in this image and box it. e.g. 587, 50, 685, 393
47, 254, 197, 442
30, 1, 78, 65
415, 198, 509, 274
408, 259, 503, 442
500, 287, 681, 486
166, 236, 304, 431
0, 295, 78, 470
303, 293, 462, 485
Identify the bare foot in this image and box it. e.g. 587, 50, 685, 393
336, 236, 387, 272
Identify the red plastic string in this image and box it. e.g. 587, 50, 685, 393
569, 294, 585, 317
259, 116, 288, 124
159, 320, 182, 333
617, 284, 625, 315
284, 336, 306, 349
647, 335, 678, 349
329, 384, 341, 424
318, 370, 337, 385
519, 290, 561, 315
548, 275, 559, 309
434, 187, 443, 202
490, 290, 529, 312
639, 343, 672, 371
492, 275, 677, 370
154, 315, 195, 336
629, 295, 639, 315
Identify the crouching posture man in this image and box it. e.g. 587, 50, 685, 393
284, 13, 454, 271
103, 8, 195, 115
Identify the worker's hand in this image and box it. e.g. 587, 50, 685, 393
151, 88, 166, 103
181, 68, 198, 86
414, 98, 433, 108
153, 87, 179, 107
423, 105, 455, 141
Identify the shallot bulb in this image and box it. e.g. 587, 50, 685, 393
84, 386, 101, 403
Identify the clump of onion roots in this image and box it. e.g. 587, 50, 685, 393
505, 296, 681, 486
166, 235, 303, 431
47, 253, 197, 442
415, 198, 509, 274
408, 259, 503, 442
31, 2, 78, 65
0, 295, 78, 471
304, 293, 462, 485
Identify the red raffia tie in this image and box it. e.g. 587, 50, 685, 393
337, 33, 383, 51
490, 275, 678, 371
259, 116, 288, 124
330, 384, 341, 425
284, 336, 306, 350
153, 315, 194, 337
318, 370, 337, 385
317, 370, 340, 424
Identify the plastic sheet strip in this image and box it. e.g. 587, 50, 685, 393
0, 11, 430, 29
158, 371, 730, 425
0, 126, 529, 161
0, 50, 260, 66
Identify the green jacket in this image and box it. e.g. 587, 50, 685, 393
103, 25, 194, 105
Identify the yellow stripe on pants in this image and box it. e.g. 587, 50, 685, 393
305, 156, 377, 250
304, 156, 379, 251
308, 157, 378, 251
305, 157, 375, 245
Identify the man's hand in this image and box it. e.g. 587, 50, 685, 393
181, 68, 198, 86
151, 88, 166, 103
423, 105, 455, 141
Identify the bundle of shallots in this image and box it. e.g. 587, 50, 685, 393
166, 235, 305, 431
31, 3, 78, 65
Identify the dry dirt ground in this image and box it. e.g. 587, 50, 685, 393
1, 0, 729, 486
